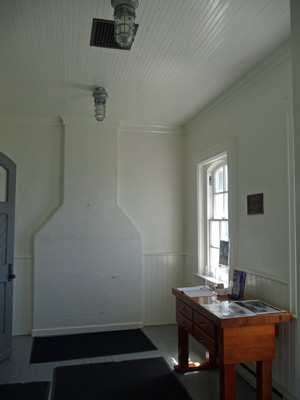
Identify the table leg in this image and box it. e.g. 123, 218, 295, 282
175, 325, 189, 371
174, 325, 219, 372
220, 364, 235, 400
256, 360, 272, 400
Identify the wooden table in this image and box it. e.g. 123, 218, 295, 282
172, 287, 292, 400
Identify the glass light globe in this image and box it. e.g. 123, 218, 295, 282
92, 87, 108, 122
114, 4, 136, 48
94, 102, 106, 121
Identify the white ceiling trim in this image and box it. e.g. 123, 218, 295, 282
0, 114, 63, 127
60, 116, 120, 130
118, 121, 185, 135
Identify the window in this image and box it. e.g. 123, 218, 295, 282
207, 162, 228, 268
193, 138, 235, 286
206, 161, 229, 283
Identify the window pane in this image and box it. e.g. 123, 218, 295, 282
223, 193, 228, 219
214, 167, 223, 193
210, 221, 219, 247
210, 247, 219, 266
224, 164, 228, 191
214, 193, 224, 219
220, 221, 228, 240
216, 266, 229, 282
0, 166, 7, 202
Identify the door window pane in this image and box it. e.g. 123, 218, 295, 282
0, 166, 7, 202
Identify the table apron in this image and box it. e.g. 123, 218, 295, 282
218, 324, 276, 365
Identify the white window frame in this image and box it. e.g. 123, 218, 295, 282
192, 138, 236, 285
207, 160, 228, 273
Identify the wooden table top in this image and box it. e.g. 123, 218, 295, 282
173, 287, 292, 328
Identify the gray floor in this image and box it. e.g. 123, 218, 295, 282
0, 324, 279, 399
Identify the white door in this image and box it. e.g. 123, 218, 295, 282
0, 152, 16, 362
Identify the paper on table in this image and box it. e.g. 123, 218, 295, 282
203, 302, 255, 318
234, 300, 286, 314
202, 300, 287, 319
178, 286, 217, 297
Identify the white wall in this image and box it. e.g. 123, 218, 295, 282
186, 46, 293, 281
0, 116, 63, 335
33, 120, 143, 335
118, 127, 185, 254
290, 1, 300, 397
185, 44, 297, 397
0, 117, 186, 334
0, 116, 63, 257
118, 126, 186, 325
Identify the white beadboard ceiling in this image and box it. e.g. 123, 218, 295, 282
0, 0, 290, 127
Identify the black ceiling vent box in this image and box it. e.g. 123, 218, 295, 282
90, 18, 139, 50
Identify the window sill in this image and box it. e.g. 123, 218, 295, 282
193, 273, 227, 285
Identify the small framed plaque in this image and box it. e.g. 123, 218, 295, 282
247, 193, 264, 215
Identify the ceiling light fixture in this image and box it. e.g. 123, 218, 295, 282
111, 0, 139, 48
92, 87, 108, 121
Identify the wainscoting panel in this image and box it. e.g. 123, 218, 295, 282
239, 271, 297, 398
143, 253, 185, 326
244, 273, 290, 311
12, 257, 33, 336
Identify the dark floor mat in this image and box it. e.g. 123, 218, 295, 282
0, 381, 50, 400
30, 329, 157, 364
52, 357, 192, 400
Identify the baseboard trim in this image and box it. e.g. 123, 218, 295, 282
237, 364, 297, 400
31, 322, 143, 337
